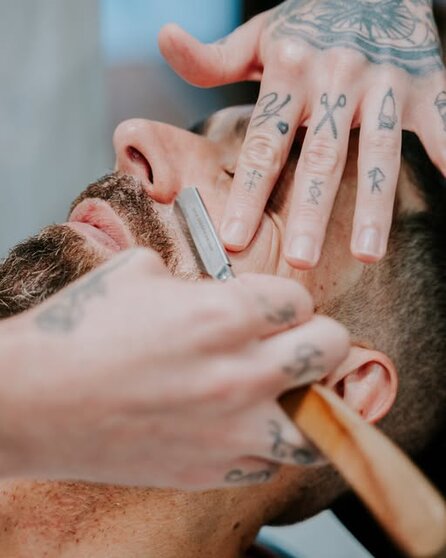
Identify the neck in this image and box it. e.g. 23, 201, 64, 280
0, 480, 281, 558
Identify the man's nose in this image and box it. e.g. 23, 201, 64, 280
113, 118, 222, 204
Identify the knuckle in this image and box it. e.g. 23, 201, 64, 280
242, 133, 282, 174
303, 138, 340, 175
272, 40, 307, 71
332, 52, 366, 77
195, 288, 250, 343
294, 202, 324, 225
364, 133, 401, 157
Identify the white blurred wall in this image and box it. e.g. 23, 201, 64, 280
0, 0, 109, 257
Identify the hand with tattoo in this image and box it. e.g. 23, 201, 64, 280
159, 0, 446, 266
2, 249, 349, 489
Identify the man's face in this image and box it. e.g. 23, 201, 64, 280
0, 106, 386, 318
0, 106, 426, 527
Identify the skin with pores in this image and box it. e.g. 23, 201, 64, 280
0, 107, 444, 557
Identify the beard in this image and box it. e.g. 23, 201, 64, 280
0, 173, 177, 319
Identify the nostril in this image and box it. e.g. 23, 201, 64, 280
127, 146, 154, 184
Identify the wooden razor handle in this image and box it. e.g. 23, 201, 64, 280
280, 385, 446, 558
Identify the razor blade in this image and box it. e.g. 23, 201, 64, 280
174, 187, 235, 281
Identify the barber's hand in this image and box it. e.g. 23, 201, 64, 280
9, 249, 348, 489
159, 0, 446, 267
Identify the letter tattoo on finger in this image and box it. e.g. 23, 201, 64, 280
283, 343, 324, 381
252, 92, 292, 135
368, 167, 385, 193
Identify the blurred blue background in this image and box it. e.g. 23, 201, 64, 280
101, 0, 242, 63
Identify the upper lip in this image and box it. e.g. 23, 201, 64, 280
69, 198, 134, 251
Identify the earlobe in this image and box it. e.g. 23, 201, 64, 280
324, 347, 398, 424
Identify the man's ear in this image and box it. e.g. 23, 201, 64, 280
323, 346, 398, 424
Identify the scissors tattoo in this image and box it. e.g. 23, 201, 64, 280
314, 93, 347, 139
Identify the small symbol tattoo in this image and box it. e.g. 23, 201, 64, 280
269, 420, 317, 465
434, 91, 446, 131
252, 92, 292, 132
378, 88, 397, 130
245, 169, 263, 193
259, 296, 297, 326
283, 344, 324, 380
225, 465, 279, 485
277, 121, 290, 135
307, 179, 324, 205
368, 167, 385, 193
315, 93, 346, 139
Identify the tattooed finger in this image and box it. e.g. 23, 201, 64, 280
352, 87, 403, 263
284, 91, 354, 269
221, 65, 306, 252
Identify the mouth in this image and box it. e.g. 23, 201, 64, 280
67, 198, 135, 255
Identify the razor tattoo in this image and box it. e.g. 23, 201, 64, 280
283, 343, 324, 381
378, 88, 398, 130
245, 169, 263, 193
434, 91, 446, 131
307, 178, 324, 205
269, 420, 317, 465
314, 93, 346, 139
368, 167, 385, 193
269, 0, 442, 77
252, 92, 292, 135
35, 253, 132, 333
225, 464, 280, 485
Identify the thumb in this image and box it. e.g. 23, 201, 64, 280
158, 16, 266, 88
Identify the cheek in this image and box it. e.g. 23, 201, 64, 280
198, 176, 230, 231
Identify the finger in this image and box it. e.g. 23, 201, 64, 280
232, 316, 350, 398
223, 273, 314, 340
351, 87, 404, 263
220, 63, 305, 251
158, 15, 266, 88
413, 78, 446, 178
197, 274, 314, 352
284, 90, 355, 269
233, 403, 323, 468
221, 457, 280, 488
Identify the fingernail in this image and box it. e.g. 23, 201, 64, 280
287, 235, 318, 266
356, 226, 381, 258
221, 219, 249, 248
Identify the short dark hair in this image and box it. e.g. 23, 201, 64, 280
323, 131, 446, 492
